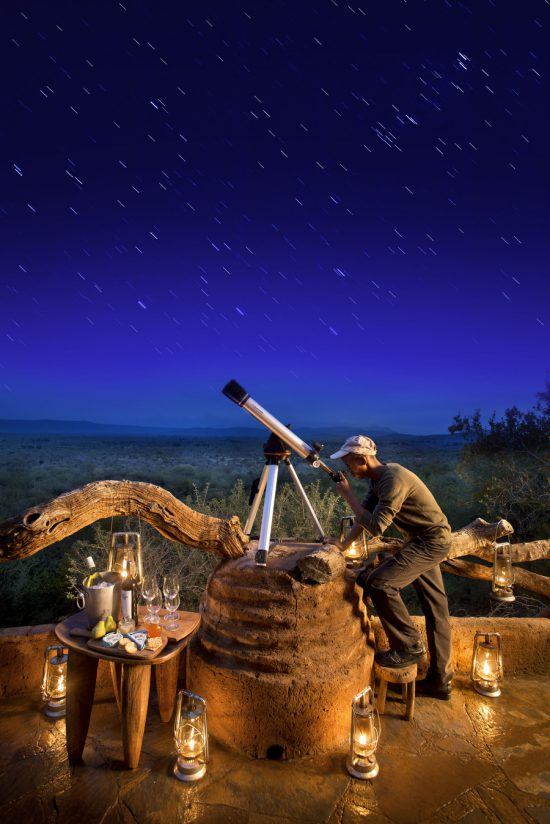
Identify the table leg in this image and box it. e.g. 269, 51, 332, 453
110, 661, 122, 712
405, 681, 415, 721
377, 679, 387, 715
184, 644, 190, 690
155, 655, 179, 722
120, 664, 151, 769
66, 649, 98, 764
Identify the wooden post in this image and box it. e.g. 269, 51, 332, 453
66, 649, 98, 764
110, 661, 122, 712
377, 679, 388, 715
405, 681, 415, 721
155, 657, 179, 723
120, 664, 151, 769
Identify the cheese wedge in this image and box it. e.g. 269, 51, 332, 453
127, 630, 148, 651
102, 632, 123, 647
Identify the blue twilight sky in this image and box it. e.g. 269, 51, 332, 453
0, 1, 548, 434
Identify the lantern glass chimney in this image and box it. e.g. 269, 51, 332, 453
173, 690, 208, 782
347, 685, 380, 779
471, 632, 503, 698
339, 517, 368, 568
492, 539, 515, 602
108, 532, 143, 583
42, 645, 68, 718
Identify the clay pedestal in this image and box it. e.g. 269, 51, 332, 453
190, 541, 373, 759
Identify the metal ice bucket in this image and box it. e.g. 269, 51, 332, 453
76, 571, 120, 628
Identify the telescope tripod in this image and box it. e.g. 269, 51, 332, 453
245, 432, 325, 566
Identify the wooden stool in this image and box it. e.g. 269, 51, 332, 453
374, 661, 417, 721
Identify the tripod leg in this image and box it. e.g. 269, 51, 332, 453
285, 460, 325, 541
256, 464, 279, 566
244, 464, 269, 535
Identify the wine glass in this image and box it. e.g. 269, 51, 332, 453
164, 592, 181, 630
163, 574, 180, 630
142, 575, 160, 624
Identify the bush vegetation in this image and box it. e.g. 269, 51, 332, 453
0, 405, 547, 627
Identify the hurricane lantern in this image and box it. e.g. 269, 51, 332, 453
340, 516, 368, 568
108, 532, 143, 583
471, 632, 503, 698
173, 690, 208, 782
42, 644, 68, 718
491, 539, 515, 602
347, 685, 380, 779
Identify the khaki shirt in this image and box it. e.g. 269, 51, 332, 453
357, 462, 451, 542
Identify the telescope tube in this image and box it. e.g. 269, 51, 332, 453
222, 380, 338, 478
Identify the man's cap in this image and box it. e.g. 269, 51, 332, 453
330, 434, 377, 460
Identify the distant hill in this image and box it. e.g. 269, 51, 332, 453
0, 418, 397, 438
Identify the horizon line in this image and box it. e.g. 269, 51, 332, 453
0, 415, 457, 438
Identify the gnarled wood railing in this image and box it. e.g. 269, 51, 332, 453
0, 481, 548, 599
0, 480, 248, 561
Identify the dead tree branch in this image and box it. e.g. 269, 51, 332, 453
0, 480, 249, 562
443, 559, 550, 601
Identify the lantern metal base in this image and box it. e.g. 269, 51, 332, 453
346, 755, 379, 780
473, 682, 501, 698
43, 699, 66, 718
344, 556, 366, 570
491, 588, 515, 603
173, 758, 206, 782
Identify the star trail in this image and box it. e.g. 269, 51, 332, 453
1, 1, 548, 432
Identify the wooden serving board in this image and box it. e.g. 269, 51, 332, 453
137, 606, 200, 642
86, 631, 168, 661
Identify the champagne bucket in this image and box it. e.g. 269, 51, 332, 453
76, 571, 120, 628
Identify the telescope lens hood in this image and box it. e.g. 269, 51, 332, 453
222, 379, 250, 406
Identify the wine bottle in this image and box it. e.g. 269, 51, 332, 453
120, 559, 138, 626
84, 555, 98, 587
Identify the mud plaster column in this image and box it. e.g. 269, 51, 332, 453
190, 541, 373, 759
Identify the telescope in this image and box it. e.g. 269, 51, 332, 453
222, 380, 343, 566
222, 380, 341, 481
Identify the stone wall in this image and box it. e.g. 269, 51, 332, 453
0, 614, 547, 700
0, 624, 113, 700
372, 615, 549, 676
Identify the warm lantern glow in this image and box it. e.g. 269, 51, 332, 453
340, 517, 368, 567
347, 686, 380, 779
108, 532, 143, 583
173, 690, 208, 781
491, 540, 515, 602
42, 645, 68, 718
471, 632, 503, 698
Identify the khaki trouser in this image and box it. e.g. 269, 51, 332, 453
361, 534, 453, 685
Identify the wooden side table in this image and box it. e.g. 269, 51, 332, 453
55, 610, 200, 769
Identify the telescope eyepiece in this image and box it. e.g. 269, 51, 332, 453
222, 379, 250, 407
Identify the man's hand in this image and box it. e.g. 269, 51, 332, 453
334, 472, 352, 499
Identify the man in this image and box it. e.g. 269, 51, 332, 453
331, 434, 453, 700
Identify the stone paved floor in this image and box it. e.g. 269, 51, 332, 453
0, 676, 549, 824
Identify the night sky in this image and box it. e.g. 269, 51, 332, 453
1, 1, 548, 434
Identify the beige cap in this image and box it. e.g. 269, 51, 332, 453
330, 434, 377, 460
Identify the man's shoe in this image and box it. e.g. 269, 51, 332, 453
375, 646, 425, 669
416, 678, 452, 701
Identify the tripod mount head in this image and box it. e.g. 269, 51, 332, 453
263, 432, 291, 464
